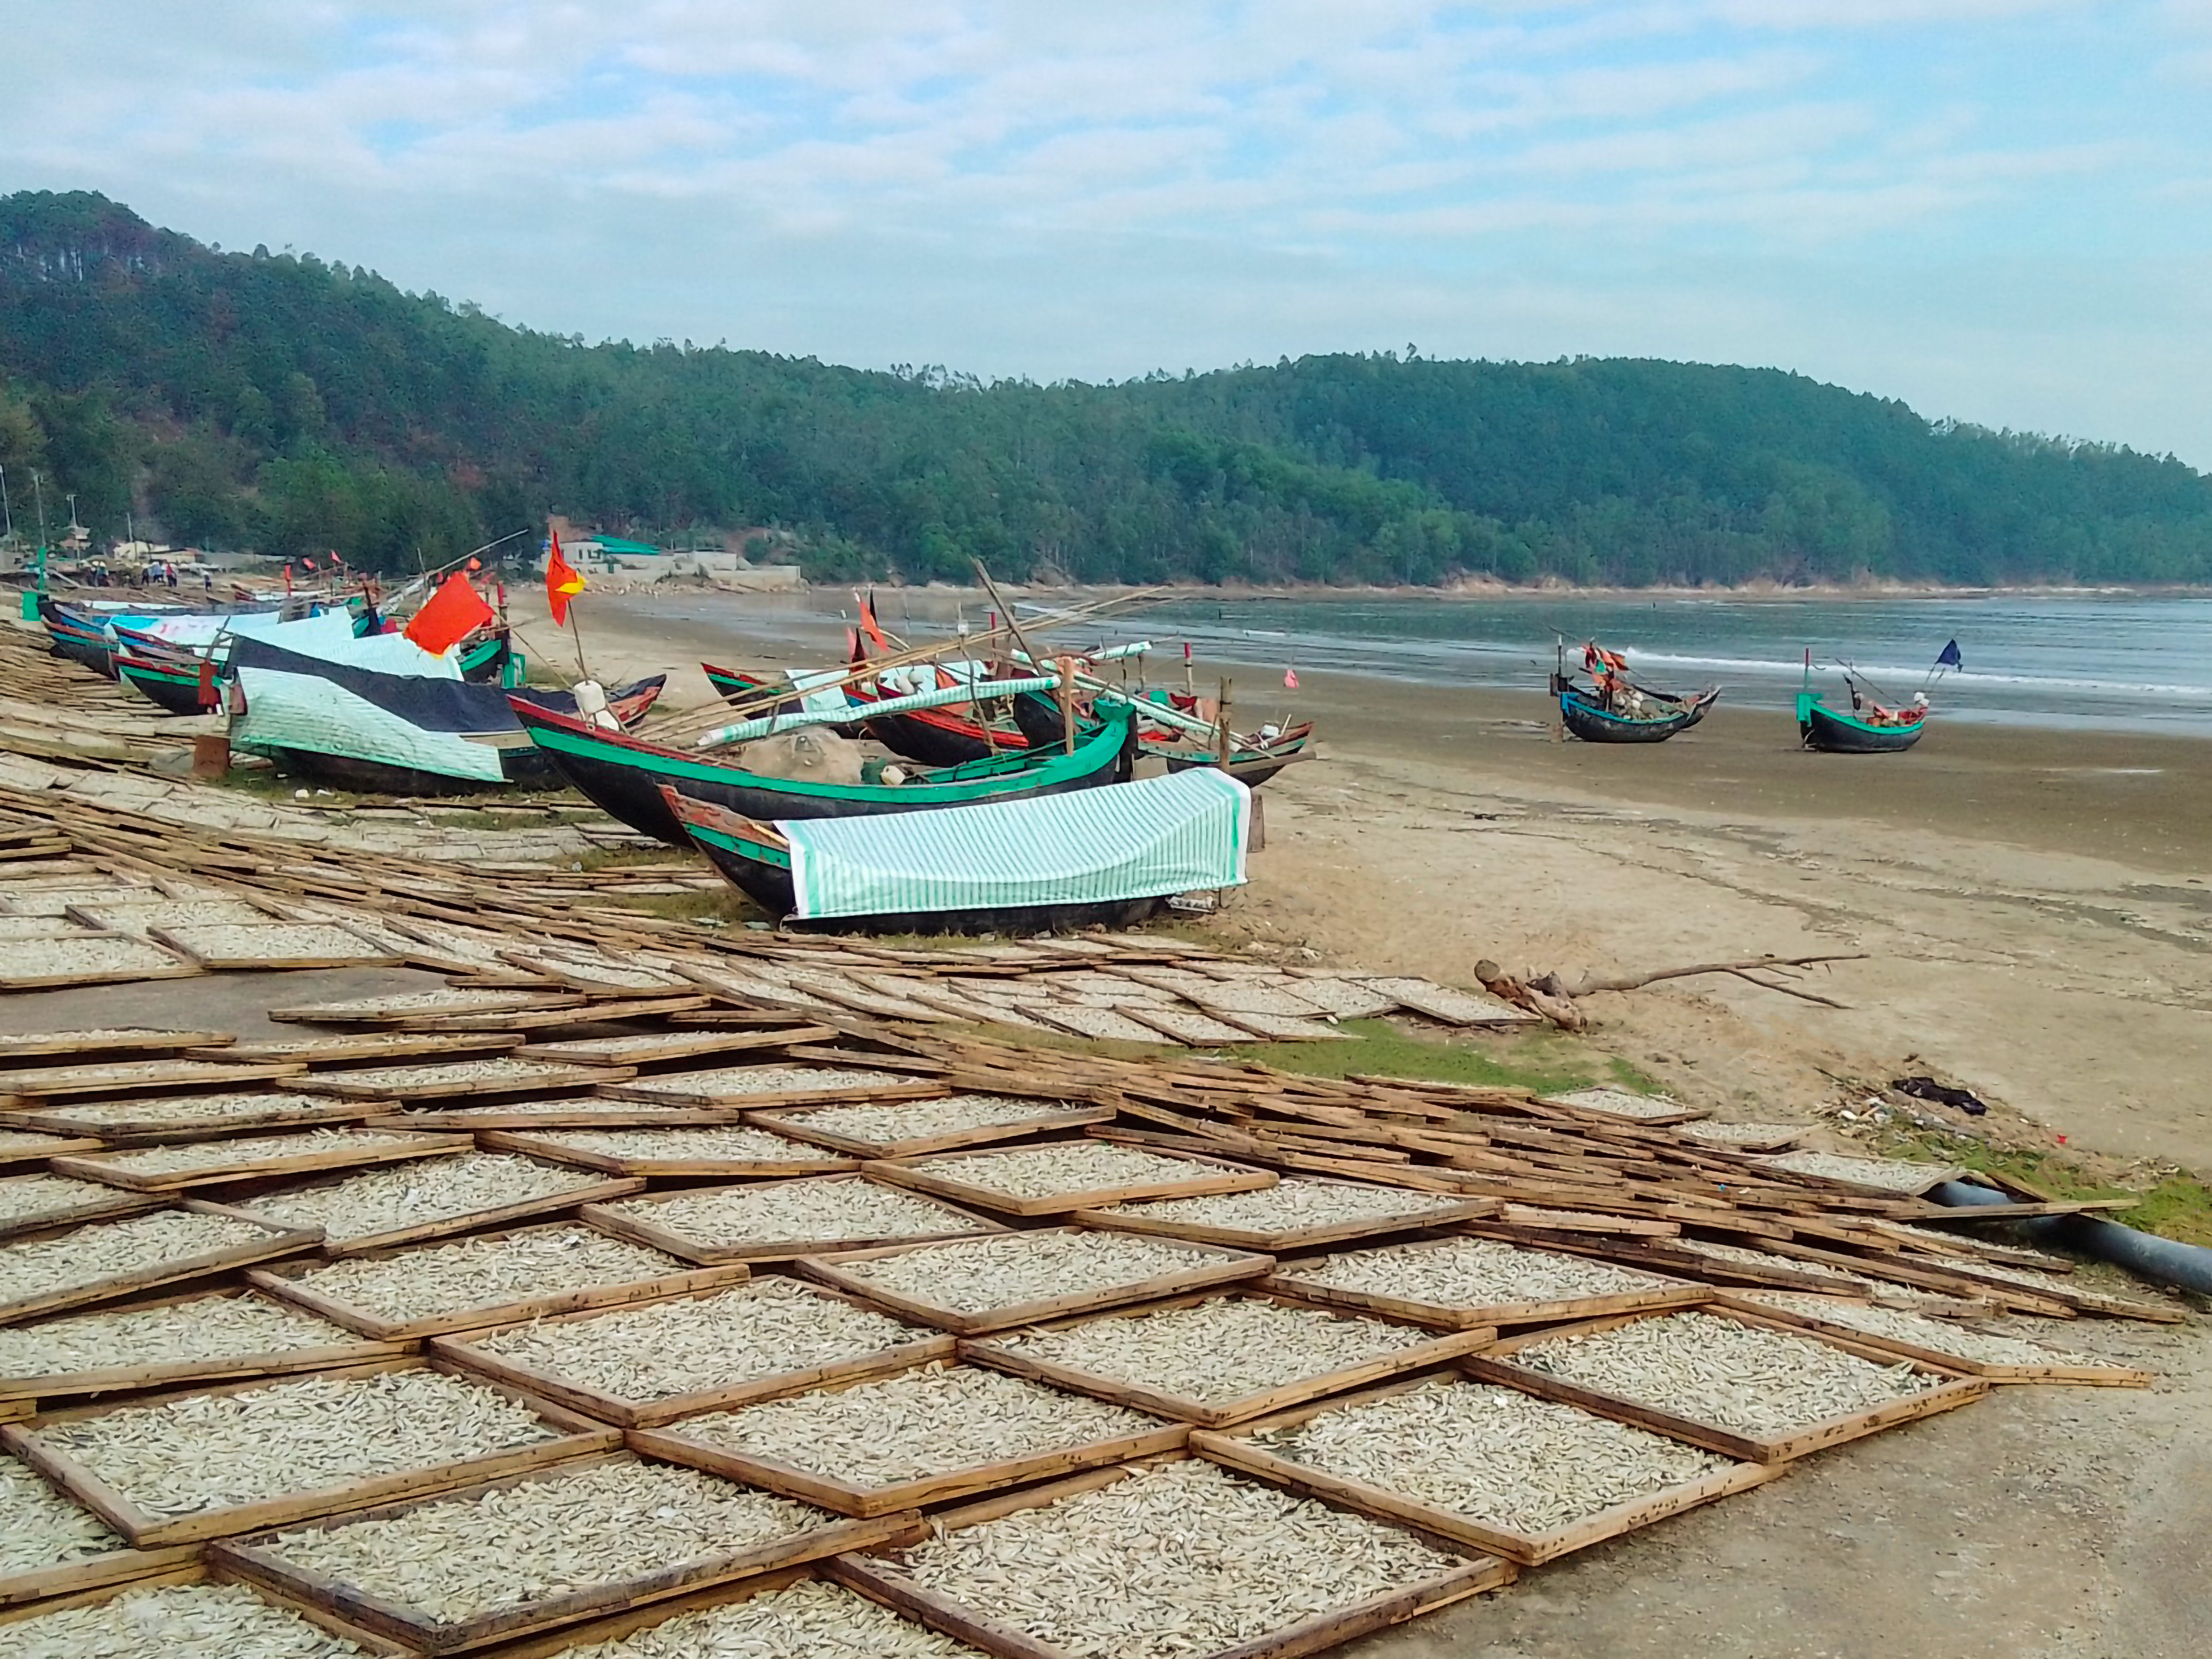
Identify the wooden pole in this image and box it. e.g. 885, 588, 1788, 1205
1214, 676, 1233, 771
969, 557, 1045, 675
1058, 656, 1077, 754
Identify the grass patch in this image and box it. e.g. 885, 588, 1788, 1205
1875, 1125, 2212, 1247
596, 889, 755, 925
1217, 1019, 1618, 1095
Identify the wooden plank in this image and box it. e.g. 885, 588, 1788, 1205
0, 1029, 236, 1064
1263, 1242, 1710, 1332
475, 1126, 858, 1180
222, 1169, 645, 1258
825, 1452, 1517, 1659
0, 1130, 102, 1168
1712, 1295, 2155, 1388
248, 1228, 753, 1341
432, 1279, 958, 1429
304, 1059, 630, 1102
52, 1131, 469, 1194
0, 1092, 394, 1145
748, 1098, 1118, 1161
1460, 1306, 1990, 1465
0, 1175, 158, 1240
959, 1287, 1495, 1428
0, 1285, 413, 1409
800, 1228, 1274, 1337
0, 1562, 414, 1653
632, 1364, 1190, 1517
415, 995, 714, 1033
865, 1140, 1275, 1219
581, 1173, 1009, 1267
0, 1356, 621, 1548
1071, 1185, 1497, 1255
0, 1527, 201, 1613
0, 1058, 308, 1102
267, 991, 590, 1026
0, 1200, 322, 1327
603, 1068, 946, 1111
390, 1566, 828, 1659
1190, 1370, 1782, 1564
365, 1103, 760, 1132
191, 1033, 525, 1067
512, 1024, 839, 1067
209, 1452, 919, 1654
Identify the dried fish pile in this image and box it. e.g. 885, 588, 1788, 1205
2, 1210, 280, 1305
0, 1580, 369, 1657
316, 1057, 581, 1091
236, 1153, 604, 1242
1681, 1121, 1810, 1146
1096, 1177, 1464, 1229
1, 1452, 127, 1575
0, 1026, 188, 1051
282, 1227, 680, 1323
834, 1231, 1218, 1313
0, 936, 186, 978
993, 1297, 1432, 1404
23, 1370, 561, 1519
1510, 1312, 1928, 1436
1739, 1293, 2110, 1369
0, 1174, 113, 1223
1757, 1151, 1954, 1192
604, 1179, 973, 1250
556, 1578, 988, 1659
1673, 1239, 1881, 1289
908, 1141, 1232, 1200
259, 1461, 829, 1620
467, 1278, 917, 1401
526, 1125, 822, 1162
34, 1091, 353, 1128
0, 1293, 356, 1379
1550, 1089, 1687, 1120
0, 1130, 76, 1156
74, 1128, 431, 1177
1288, 1237, 1680, 1306
670, 1363, 1152, 1487
639, 1065, 912, 1095
775, 1093, 1073, 1142
1250, 1377, 1731, 1533
894, 1459, 1464, 1659
162, 922, 376, 961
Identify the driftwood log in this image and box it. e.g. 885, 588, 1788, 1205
1476, 955, 1867, 1031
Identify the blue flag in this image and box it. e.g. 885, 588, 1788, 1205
1936, 639, 1962, 671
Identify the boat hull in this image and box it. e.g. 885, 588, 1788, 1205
117, 655, 215, 716
1558, 688, 1696, 744
1798, 694, 1927, 753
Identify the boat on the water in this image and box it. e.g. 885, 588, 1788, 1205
665, 764, 1249, 934
510, 695, 1139, 847
1553, 642, 1718, 744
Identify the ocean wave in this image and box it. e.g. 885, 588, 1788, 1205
1621, 650, 2212, 698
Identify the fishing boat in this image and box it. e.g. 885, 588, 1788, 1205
510, 696, 1139, 847
112, 610, 368, 715
229, 636, 665, 794
1014, 686, 1315, 786
1553, 642, 1718, 744
702, 663, 866, 740
1797, 657, 1932, 754
664, 765, 1248, 934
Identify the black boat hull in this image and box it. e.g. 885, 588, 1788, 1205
1557, 689, 1696, 743
1799, 699, 1927, 753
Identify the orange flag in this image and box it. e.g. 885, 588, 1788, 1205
546, 532, 586, 626
403, 571, 495, 657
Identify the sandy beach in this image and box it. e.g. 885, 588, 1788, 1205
533, 584, 2211, 1175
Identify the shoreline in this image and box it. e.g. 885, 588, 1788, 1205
617, 575, 2212, 603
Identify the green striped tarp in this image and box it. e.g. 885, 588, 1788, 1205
783, 768, 1250, 920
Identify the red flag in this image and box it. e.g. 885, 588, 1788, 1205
1284, 667, 1299, 690
404, 571, 495, 656
546, 532, 586, 627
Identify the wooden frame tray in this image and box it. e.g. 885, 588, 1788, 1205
247, 1220, 743, 1340
1, 1029, 236, 1064
512, 1024, 839, 1067
0, 1174, 157, 1240
432, 1278, 956, 1429
192, 1033, 525, 1067
365, 1103, 760, 1131
0, 1561, 409, 1652
1265, 1237, 1711, 1331
1190, 1372, 1782, 1564
0, 1513, 199, 1613
604, 1067, 946, 1111
53, 1130, 469, 1193
0, 1357, 620, 1547
960, 1288, 1494, 1428
210, 1450, 919, 1654
799, 1228, 1274, 1337
415, 995, 713, 1033
867, 1140, 1274, 1218
751, 1095, 1116, 1160
0, 1130, 101, 1169
223, 1163, 645, 1257
0, 935, 202, 993
1713, 1294, 2155, 1387
306, 1059, 630, 1102
1, 1200, 322, 1326
1459, 1306, 1990, 1464
0, 1285, 413, 1415
0, 1091, 393, 1146
0, 1057, 307, 1104
478, 1125, 858, 1180
149, 921, 396, 972
267, 990, 590, 1026
630, 1363, 1189, 1518
583, 1173, 1008, 1266
1073, 1179, 1497, 1254
826, 1453, 1518, 1659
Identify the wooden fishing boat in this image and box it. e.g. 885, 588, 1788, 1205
36, 597, 131, 677
116, 646, 218, 715
703, 662, 866, 739
510, 697, 1138, 847
111, 611, 380, 716
1798, 693, 1927, 753
1158, 723, 1316, 786
458, 629, 513, 684
663, 764, 1248, 934
1552, 640, 1718, 744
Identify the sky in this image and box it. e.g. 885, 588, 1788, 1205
5, 1, 2211, 463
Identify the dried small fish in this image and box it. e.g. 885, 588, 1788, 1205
2, 1210, 279, 1307
0, 1173, 118, 1225
261, 1461, 832, 1620
23, 1370, 560, 1520
907, 1141, 1244, 1202
895, 1459, 1462, 1659
233, 1153, 604, 1243
74, 1129, 434, 1178
627, 1065, 911, 1098
1680, 1120, 1811, 1146
467, 1278, 918, 1402
1251, 1376, 1732, 1534
1510, 1311, 1929, 1436
1756, 1151, 1956, 1193
0, 1580, 370, 1657
1, 1450, 128, 1575
556, 1578, 986, 1658
1096, 1177, 1464, 1231
1285, 1236, 1679, 1309
34, 1091, 354, 1128
284, 1227, 681, 1323
1739, 1293, 2117, 1370
0, 1292, 354, 1380
835, 1231, 1223, 1314
670, 1363, 1150, 1487
1671, 1238, 1884, 1290
992, 1296, 1432, 1406
526, 1125, 823, 1163
767, 1093, 1077, 1145
1550, 1088, 1687, 1120
604, 1178, 974, 1250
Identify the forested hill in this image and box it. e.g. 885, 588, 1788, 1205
5, 188, 2210, 586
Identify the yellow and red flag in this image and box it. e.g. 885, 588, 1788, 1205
546, 532, 586, 627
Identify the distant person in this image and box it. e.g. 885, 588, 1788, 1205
202, 569, 214, 594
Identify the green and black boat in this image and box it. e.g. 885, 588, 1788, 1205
509, 695, 1139, 847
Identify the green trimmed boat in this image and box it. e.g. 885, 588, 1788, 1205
1798, 691, 1927, 753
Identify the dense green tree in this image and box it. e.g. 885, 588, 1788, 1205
3, 189, 2209, 585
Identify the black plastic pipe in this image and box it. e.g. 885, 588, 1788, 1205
1929, 1179, 2212, 1297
